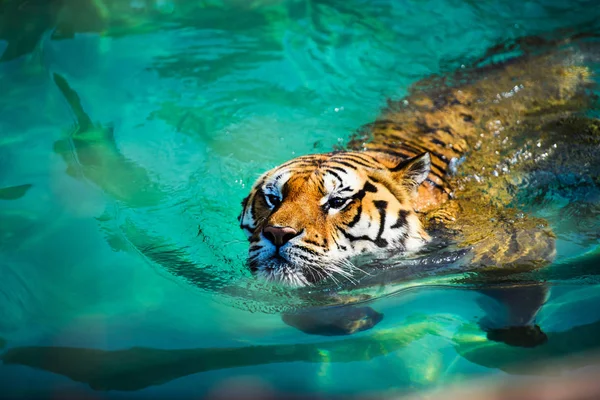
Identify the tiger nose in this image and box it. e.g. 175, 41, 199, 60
263, 226, 299, 247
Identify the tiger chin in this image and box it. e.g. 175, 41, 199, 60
238, 151, 432, 287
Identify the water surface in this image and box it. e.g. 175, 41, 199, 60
1, 0, 600, 398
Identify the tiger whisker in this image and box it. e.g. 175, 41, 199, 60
322, 264, 342, 286
336, 259, 363, 284
304, 263, 323, 284
327, 261, 358, 285
341, 258, 372, 277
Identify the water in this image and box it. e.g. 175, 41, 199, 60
1, 0, 600, 398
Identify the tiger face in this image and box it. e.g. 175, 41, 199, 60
238, 151, 432, 287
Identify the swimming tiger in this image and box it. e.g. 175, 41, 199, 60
238, 42, 596, 346
50, 34, 597, 348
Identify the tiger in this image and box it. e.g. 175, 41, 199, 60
238, 41, 597, 346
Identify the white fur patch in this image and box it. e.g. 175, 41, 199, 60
320, 169, 361, 215
264, 170, 291, 192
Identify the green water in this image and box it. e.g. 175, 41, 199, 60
1, 0, 600, 398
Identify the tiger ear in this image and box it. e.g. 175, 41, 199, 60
390, 153, 431, 191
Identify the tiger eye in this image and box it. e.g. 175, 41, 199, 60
265, 194, 280, 207
328, 197, 347, 209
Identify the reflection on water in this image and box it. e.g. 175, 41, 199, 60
1, 0, 600, 398
3, 309, 600, 391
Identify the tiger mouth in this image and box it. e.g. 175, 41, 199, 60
253, 256, 312, 287
250, 251, 359, 287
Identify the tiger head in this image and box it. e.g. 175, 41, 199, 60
238, 151, 432, 287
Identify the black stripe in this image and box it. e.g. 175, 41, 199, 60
238, 193, 252, 225
363, 181, 378, 193
332, 160, 361, 170
369, 119, 397, 126
340, 229, 388, 248
390, 153, 425, 172
315, 178, 326, 196
351, 181, 377, 202
252, 189, 262, 210
428, 168, 447, 183
373, 148, 417, 160
373, 200, 388, 245
331, 234, 343, 250
339, 198, 388, 248
240, 224, 254, 233
390, 209, 409, 229
303, 240, 324, 248
346, 204, 362, 228
405, 140, 450, 163
291, 252, 318, 263
440, 126, 456, 136
460, 113, 474, 122
428, 164, 453, 188
431, 138, 446, 147
424, 177, 445, 190
276, 160, 316, 169
294, 245, 321, 256
334, 154, 376, 168
325, 168, 343, 182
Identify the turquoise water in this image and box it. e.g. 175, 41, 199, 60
1, 0, 600, 398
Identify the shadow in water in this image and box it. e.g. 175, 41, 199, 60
0, 184, 32, 200
3, 314, 600, 391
